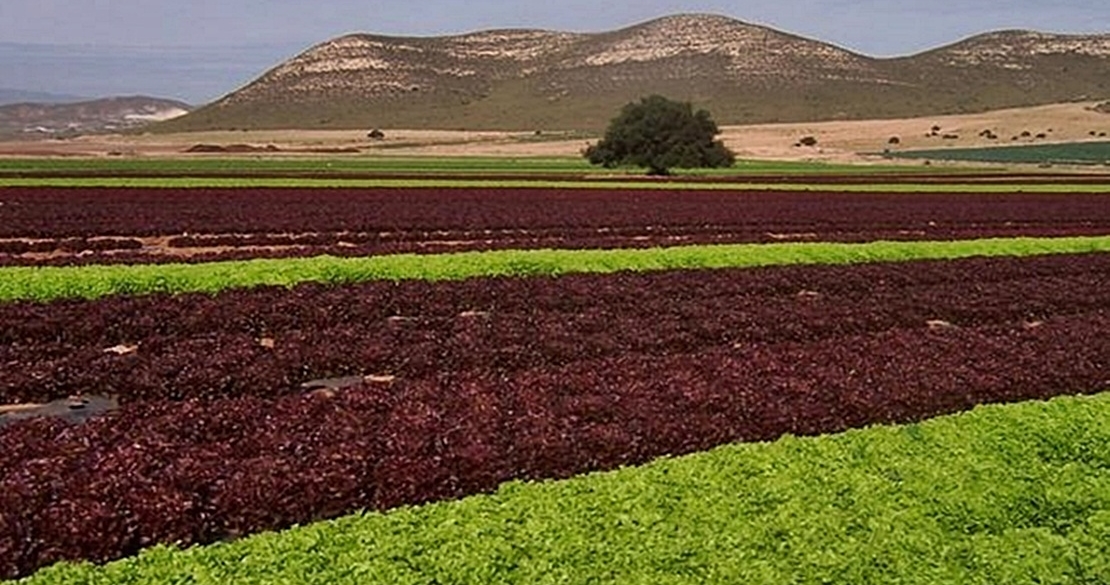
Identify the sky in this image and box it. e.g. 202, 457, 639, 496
2, 0, 1107, 103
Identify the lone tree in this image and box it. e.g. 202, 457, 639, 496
584, 95, 735, 175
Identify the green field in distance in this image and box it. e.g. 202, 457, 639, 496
887, 140, 1110, 165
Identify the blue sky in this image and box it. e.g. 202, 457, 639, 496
2, 1, 1107, 103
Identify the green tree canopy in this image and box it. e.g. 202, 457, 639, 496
585, 95, 735, 175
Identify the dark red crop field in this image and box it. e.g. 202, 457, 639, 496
2, 253, 1109, 404
1, 187, 1109, 265
1, 253, 1108, 578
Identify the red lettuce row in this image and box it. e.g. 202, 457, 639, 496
0, 238, 143, 256
2, 254, 1108, 404
1, 312, 1107, 579
3, 187, 1109, 266
2, 187, 1108, 240
3, 226, 1108, 267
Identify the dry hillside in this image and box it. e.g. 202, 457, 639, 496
157, 14, 1110, 132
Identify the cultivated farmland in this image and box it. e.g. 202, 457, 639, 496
1, 161, 1108, 584
888, 140, 1110, 165
3, 186, 1110, 266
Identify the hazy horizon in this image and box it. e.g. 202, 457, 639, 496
2, 1, 1107, 104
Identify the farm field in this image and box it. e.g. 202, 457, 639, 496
11, 392, 1110, 584
2, 101, 1107, 163
1, 163, 1109, 583
0, 156, 950, 176
3, 185, 1110, 269
888, 140, 1110, 165
0, 152, 1107, 189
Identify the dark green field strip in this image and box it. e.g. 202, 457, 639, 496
13, 391, 1109, 585
888, 140, 1110, 165
3, 236, 1110, 303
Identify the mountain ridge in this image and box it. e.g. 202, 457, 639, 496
157, 14, 1110, 132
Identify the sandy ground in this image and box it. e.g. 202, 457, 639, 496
1, 102, 1107, 163
718, 102, 1110, 164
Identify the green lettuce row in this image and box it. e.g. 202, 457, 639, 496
3, 236, 1110, 303
16, 391, 1110, 584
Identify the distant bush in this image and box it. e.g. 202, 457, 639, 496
584, 95, 735, 175
798, 136, 818, 147
888, 136, 901, 145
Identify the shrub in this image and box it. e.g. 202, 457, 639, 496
584, 95, 735, 175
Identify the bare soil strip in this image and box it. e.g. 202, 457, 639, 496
1, 101, 1107, 163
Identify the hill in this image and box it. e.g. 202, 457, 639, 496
0, 96, 192, 138
102, 15, 1110, 132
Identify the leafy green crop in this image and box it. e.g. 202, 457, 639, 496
15, 391, 1110, 584
4, 236, 1110, 302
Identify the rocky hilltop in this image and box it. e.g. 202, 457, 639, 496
160, 14, 1110, 131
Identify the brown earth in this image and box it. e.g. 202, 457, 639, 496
0, 101, 1107, 164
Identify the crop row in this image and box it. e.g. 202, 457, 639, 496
5, 151, 1105, 179
10, 391, 1109, 585
4, 236, 1110, 303
4, 222, 1110, 268
2, 187, 1109, 240
0, 238, 143, 256
7, 176, 1110, 192
2, 309, 1107, 578
3, 253, 1109, 405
